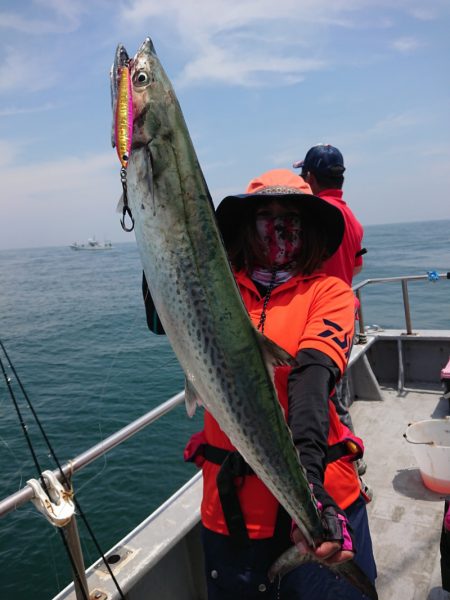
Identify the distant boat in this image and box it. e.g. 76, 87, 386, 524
70, 238, 112, 251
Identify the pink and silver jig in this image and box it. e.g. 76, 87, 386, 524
114, 63, 134, 231
115, 65, 133, 168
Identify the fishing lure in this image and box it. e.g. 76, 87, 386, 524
115, 65, 133, 168
114, 64, 134, 231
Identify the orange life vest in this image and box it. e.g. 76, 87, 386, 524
201, 270, 361, 539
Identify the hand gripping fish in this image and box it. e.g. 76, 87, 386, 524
110, 38, 377, 600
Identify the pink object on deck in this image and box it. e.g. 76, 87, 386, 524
441, 357, 450, 380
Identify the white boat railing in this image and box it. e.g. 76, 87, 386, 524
1, 272, 449, 515
1, 271, 449, 600
0, 391, 185, 517
354, 271, 450, 343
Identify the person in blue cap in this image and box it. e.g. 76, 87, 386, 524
293, 144, 367, 477
293, 144, 365, 289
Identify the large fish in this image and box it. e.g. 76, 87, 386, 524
110, 38, 377, 600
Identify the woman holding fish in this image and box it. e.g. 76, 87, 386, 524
113, 37, 376, 599
146, 168, 377, 599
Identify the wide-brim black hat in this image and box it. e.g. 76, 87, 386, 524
216, 169, 344, 258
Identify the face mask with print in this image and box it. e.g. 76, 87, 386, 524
256, 214, 301, 267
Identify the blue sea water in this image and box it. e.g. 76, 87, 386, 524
0, 219, 449, 600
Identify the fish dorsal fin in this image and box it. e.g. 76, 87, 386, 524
255, 331, 295, 378
185, 377, 202, 417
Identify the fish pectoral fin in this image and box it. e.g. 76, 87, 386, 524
255, 331, 295, 373
184, 377, 202, 418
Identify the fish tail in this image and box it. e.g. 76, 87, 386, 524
268, 546, 378, 600
331, 559, 378, 600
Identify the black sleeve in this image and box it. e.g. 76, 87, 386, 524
142, 272, 166, 335
287, 347, 341, 511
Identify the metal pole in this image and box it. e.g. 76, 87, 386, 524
397, 338, 405, 393
401, 279, 413, 334
63, 516, 90, 600
355, 289, 367, 344
0, 391, 185, 518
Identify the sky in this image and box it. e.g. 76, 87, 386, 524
0, 0, 449, 250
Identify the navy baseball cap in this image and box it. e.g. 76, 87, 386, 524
293, 144, 346, 176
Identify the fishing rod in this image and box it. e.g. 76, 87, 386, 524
0, 338, 126, 600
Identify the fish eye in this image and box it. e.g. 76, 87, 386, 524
134, 71, 150, 86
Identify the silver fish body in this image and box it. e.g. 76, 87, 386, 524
110, 38, 377, 600
120, 36, 320, 542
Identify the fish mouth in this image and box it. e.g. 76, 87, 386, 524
111, 38, 160, 151
110, 43, 130, 148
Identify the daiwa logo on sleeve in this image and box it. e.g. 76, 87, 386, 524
318, 319, 350, 357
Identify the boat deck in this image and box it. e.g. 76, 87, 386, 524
51, 332, 450, 600
351, 384, 449, 600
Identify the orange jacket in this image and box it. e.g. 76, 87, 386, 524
201, 270, 361, 538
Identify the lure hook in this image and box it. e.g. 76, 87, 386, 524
120, 205, 134, 232
119, 167, 134, 232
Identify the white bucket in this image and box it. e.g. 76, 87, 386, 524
404, 417, 450, 494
